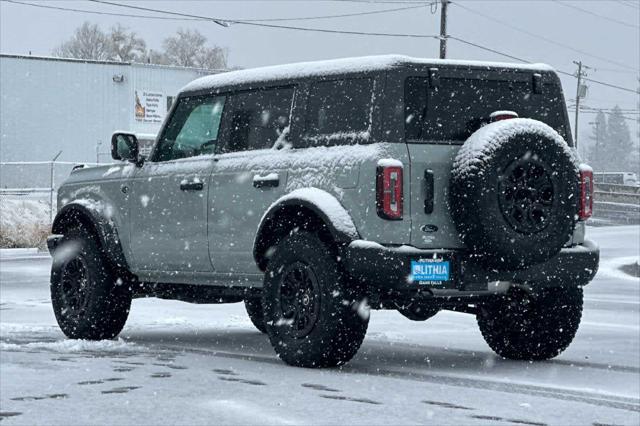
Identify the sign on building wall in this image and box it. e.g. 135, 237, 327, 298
134, 90, 165, 124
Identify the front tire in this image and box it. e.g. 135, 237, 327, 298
262, 231, 368, 368
50, 225, 132, 340
244, 298, 267, 334
477, 286, 583, 360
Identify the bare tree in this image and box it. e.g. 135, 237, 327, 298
108, 24, 146, 62
198, 46, 228, 70
52, 22, 111, 61
53, 23, 227, 68
162, 29, 227, 69
163, 29, 204, 67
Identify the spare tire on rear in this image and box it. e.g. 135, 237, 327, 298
449, 118, 579, 270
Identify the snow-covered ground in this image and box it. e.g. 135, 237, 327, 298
1, 226, 638, 425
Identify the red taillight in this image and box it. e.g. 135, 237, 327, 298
579, 166, 594, 220
376, 165, 403, 220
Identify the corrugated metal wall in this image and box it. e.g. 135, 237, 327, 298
0, 55, 213, 163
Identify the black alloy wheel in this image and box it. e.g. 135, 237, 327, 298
499, 157, 555, 234
277, 261, 321, 338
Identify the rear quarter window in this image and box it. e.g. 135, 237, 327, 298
405, 76, 569, 143
303, 77, 374, 146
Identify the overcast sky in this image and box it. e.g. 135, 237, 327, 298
1, 0, 638, 147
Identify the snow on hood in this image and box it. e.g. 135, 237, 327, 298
181, 55, 554, 93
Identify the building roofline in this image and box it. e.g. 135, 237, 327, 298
0, 53, 227, 73
0, 53, 132, 66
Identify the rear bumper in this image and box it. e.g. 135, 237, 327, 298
344, 239, 599, 292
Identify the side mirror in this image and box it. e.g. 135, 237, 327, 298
111, 132, 140, 164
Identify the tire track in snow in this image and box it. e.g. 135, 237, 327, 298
353, 367, 640, 413
153, 343, 640, 413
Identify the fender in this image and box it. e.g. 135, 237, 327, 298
253, 188, 360, 268
51, 200, 129, 270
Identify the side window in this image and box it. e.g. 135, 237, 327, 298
155, 95, 225, 162
304, 78, 374, 145
404, 77, 429, 141
221, 87, 294, 154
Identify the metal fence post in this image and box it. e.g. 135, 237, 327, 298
50, 151, 62, 223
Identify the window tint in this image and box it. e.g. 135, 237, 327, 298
304, 78, 373, 144
155, 95, 225, 161
221, 87, 294, 153
405, 76, 568, 142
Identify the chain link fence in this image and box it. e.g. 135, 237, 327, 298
0, 161, 100, 224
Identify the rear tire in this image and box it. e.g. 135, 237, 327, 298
50, 225, 132, 340
477, 286, 583, 360
263, 231, 368, 368
244, 298, 267, 334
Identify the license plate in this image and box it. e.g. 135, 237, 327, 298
410, 259, 450, 286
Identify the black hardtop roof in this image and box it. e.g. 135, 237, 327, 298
180, 54, 554, 94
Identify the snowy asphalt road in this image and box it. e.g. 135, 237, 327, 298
1, 226, 638, 425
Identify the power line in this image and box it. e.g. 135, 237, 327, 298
1, 0, 429, 23
236, 4, 429, 22
613, 0, 640, 11
448, 35, 531, 63
2, 0, 203, 21
451, 1, 638, 72
580, 75, 640, 94
5, 0, 638, 94
552, 0, 640, 29
566, 109, 640, 122
88, 0, 640, 94
448, 36, 638, 94
568, 109, 640, 115
592, 67, 640, 75
87, 0, 442, 38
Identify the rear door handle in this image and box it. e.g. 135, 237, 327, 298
424, 169, 434, 214
253, 173, 279, 188
180, 178, 204, 191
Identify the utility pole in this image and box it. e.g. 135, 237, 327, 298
439, 0, 448, 59
573, 60, 591, 149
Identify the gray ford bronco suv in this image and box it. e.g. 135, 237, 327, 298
48, 55, 599, 367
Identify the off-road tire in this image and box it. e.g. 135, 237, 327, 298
50, 224, 132, 340
450, 119, 579, 270
477, 286, 583, 360
262, 231, 368, 368
244, 298, 267, 334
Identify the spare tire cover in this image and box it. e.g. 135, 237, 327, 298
449, 118, 579, 270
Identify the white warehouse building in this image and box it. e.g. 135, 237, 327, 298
0, 54, 221, 164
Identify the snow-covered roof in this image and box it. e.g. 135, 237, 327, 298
181, 54, 554, 93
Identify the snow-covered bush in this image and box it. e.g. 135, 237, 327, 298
0, 196, 51, 248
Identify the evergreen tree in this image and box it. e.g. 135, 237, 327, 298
606, 105, 633, 172
587, 110, 607, 170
